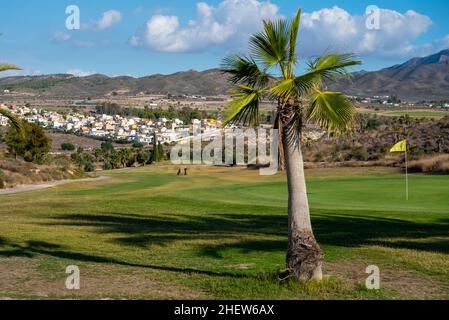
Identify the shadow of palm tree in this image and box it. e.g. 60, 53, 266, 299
0, 238, 257, 279
38, 211, 449, 256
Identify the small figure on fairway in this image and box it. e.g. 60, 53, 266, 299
184, 167, 188, 176
177, 168, 181, 176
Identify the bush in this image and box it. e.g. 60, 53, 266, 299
409, 154, 449, 173
137, 150, 151, 165
71, 152, 95, 172
132, 141, 143, 149
84, 162, 96, 172
101, 142, 114, 152
366, 118, 383, 130
103, 161, 113, 170
61, 142, 76, 151
350, 147, 370, 161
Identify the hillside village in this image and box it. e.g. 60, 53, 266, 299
0, 104, 222, 145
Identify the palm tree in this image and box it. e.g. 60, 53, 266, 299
221, 8, 361, 281
0, 63, 22, 132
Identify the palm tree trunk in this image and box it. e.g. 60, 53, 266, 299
283, 128, 324, 281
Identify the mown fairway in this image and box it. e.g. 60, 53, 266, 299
0, 165, 448, 299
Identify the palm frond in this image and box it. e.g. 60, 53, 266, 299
271, 72, 320, 100
0, 108, 22, 132
0, 64, 21, 73
287, 8, 301, 77
307, 90, 355, 133
272, 53, 360, 100
249, 18, 290, 76
221, 54, 271, 87
306, 53, 361, 82
223, 85, 264, 127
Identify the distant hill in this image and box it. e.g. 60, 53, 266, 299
0, 69, 231, 98
1, 49, 449, 100
330, 49, 449, 101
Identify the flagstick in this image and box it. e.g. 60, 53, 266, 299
405, 104, 409, 201
405, 146, 409, 201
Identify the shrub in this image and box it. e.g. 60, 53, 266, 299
61, 142, 76, 151
84, 162, 96, 172
132, 141, 143, 149
350, 146, 369, 161
137, 150, 151, 165
101, 142, 114, 152
103, 161, 113, 170
408, 154, 449, 173
366, 118, 383, 130
314, 151, 325, 162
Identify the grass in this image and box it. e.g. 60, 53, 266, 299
0, 165, 448, 299
377, 111, 448, 119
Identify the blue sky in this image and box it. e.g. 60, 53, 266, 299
1, 0, 448, 77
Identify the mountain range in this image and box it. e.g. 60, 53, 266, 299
1, 49, 449, 101
330, 49, 449, 101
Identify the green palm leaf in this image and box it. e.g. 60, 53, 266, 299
224, 85, 264, 127
0, 64, 21, 73
221, 54, 271, 87
287, 8, 301, 77
307, 90, 355, 133
306, 53, 361, 81
272, 53, 361, 100
270, 72, 320, 100
0, 108, 22, 132
249, 18, 290, 75
0, 63, 23, 133
223, 8, 361, 136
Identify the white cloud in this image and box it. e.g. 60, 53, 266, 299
82, 10, 123, 31
51, 31, 71, 43
130, 0, 281, 52
130, 2, 438, 59
97, 10, 123, 30
299, 7, 433, 58
67, 69, 97, 77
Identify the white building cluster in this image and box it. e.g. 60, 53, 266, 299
0, 104, 222, 145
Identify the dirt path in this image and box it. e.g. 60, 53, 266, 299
0, 176, 110, 196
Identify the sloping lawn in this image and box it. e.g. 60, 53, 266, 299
0, 165, 448, 299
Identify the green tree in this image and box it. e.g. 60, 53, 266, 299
71, 152, 95, 172
5, 121, 52, 163
94, 148, 104, 162
108, 150, 122, 169
151, 132, 162, 162
221, 8, 361, 281
118, 148, 133, 168
137, 149, 151, 166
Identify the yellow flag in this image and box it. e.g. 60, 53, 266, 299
390, 140, 407, 153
